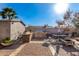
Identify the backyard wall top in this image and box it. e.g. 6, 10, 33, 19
0, 19, 26, 26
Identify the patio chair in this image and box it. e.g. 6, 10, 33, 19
60, 37, 74, 46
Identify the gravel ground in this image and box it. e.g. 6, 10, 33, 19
52, 45, 79, 56
59, 46, 79, 56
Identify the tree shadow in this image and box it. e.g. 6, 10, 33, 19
0, 41, 23, 50
62, 45, 79, 56
42, 42, 50, 47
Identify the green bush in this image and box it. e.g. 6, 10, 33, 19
2, 37, 10, 43
1, 37, 14, 46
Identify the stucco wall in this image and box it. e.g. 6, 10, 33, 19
10, 21, 25, 40
0, 20, 25, 41
0, 21, 10, 41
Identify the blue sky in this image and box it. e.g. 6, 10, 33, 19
0, 3, 79, 26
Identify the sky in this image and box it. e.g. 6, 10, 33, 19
0, 3, 79, 26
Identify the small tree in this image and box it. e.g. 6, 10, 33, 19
63, 9, 73, 27
72, 12, 79, 28
64, 9, 72, 20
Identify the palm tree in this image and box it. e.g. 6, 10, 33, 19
0, 7, 17, 20
0, 11, 6, 19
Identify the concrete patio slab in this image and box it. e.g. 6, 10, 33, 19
16, 43, 52, 56
0, 50, 14, 56
9, 43, 26, 56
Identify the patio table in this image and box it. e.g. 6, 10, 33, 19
53, 34, 67, 38
53, 34, 67, 42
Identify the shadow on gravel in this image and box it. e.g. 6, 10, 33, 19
62, 46, 79, 56
42, 43, 50, 47
0, 42, 24, 50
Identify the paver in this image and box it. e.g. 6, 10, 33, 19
0, 50, 14, 56
0, 42, 22, 56
16, 43, 52, 56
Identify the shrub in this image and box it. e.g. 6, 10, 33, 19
1, 37, 14, 46
2, 37, 10, 43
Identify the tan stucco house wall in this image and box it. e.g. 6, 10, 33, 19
0, 21, 10, 41
0, 19, 25, 41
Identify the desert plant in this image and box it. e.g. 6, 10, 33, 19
1, 37, 14, 46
